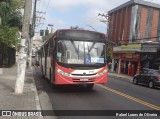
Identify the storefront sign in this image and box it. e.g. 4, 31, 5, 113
121, 53, 132, 59
141, 43, 160, 53
120, 53, 139, 59
113, 44, 141, 52
121, 44, 141, 51
126, 53, 132, 58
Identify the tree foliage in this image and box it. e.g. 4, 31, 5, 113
42, 33, 53, 42
0, 0, 23, 47
0, 26, 18, 47
107, 44, 112, 62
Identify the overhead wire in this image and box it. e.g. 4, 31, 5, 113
80, 15, 103, 30
36, 0, 75, 30
36, 0, 51, 30
37, 0, 42, 14
83, 15, 100, 24
38, 0, 51, 28
35, 0, 43, 25
37, 0, 46, 23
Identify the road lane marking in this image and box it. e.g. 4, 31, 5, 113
97, 84, 160, 110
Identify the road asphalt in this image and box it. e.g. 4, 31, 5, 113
0, 65, 132, 119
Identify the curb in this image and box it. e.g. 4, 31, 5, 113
32, 65, 58, 119
108, 73, 133, 81
31, 66, 44, 119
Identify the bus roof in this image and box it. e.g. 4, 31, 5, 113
55, 28, 105, 35
41, 29, 106, 47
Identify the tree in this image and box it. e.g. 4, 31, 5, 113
0, 26, 18, 47
42, 33, 53, 42
0, 0, 23, 47
107, 44, 112, 63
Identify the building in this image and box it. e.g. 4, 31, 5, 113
47, 24, 54, 34
32, 32, 43, 56
108, 0, 160, 75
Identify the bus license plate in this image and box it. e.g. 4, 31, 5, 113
80, 79, 89, 81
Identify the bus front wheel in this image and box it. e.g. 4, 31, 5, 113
86, 84, 94, 89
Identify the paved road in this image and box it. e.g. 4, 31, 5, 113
33, 66, 160, 119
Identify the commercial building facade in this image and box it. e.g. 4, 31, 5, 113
108, 0, 160, 75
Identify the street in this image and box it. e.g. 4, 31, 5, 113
33, 65, 160, 119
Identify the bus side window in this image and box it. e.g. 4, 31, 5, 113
50, 39, 55, 55
45, 42, 49, 57
66, 50, 71, 59
42, 47, 44, 57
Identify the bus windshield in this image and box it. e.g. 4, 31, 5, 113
57, 39, 106, 65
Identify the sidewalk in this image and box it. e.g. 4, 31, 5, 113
108, 71, 133, 81
0, 65, 42, 119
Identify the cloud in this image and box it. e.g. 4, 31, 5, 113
83, 8, 105, 25
45, 0, 126, 33
44, 14, 69, 28
35, 13, 69, 32
49, 0, 112, 11
37, 0, 160, 33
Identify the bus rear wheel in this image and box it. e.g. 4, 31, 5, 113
86, 84, 94, 89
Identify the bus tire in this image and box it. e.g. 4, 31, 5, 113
86, 84, 94, 89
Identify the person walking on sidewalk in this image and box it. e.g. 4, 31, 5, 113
108, 62, 112, 71
114, 63, 117, 72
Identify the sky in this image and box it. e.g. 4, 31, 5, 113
35, 0, 160, 34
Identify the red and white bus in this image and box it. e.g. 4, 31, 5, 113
39, 29, 108, 89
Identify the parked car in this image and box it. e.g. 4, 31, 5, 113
133, 68, 160, 88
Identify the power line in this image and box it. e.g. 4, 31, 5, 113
37, 0, 42, 14
36, 0, 51, 29
83, 15, 99, 24
36, 0, 46, 26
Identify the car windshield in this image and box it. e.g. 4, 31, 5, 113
153, 70, 160, 75
57, 40, 106, 64
145, 69, 160, 75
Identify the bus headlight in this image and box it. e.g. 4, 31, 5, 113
57, 68, 70, 76
97, 70, 107, 76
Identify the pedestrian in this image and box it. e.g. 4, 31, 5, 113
108, 62, 112, 71
114, 63, 117, 72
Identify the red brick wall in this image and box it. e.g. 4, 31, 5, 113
109, 4, 160, 44
118, 9, 124, 40
109, 6, 132, 45
151, 9, 159, 41
123, 6, 132, 44
114, 12, 118, 42
139, 6, 148, 39
121, 8, 126, 42
110, 13, 116, 42
116, 10, 121, 42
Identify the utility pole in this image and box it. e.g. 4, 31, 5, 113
36, 12, 45, 27
29, 0, 37, 67
98, 13, 109, 21
98, 13, 113, 42
98, 13, 109, 35
15, 0, 32, 94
